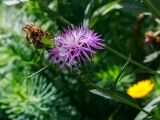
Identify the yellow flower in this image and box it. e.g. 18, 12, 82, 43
127, 80, 154, 99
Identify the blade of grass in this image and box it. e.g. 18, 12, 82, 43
83, 0, 93, 26
24, 65, 51, 79
135, 96, 160, 120
144, 0, 160, 19
112, 55, 130, 88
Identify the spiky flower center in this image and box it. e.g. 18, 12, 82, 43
49, 26, 105, 68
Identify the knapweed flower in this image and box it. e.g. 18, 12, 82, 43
127, 80, 154, 99
49, 26, 105, 68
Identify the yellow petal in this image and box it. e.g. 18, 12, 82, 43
127, 80, 154, 99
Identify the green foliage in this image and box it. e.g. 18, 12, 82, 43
135, 96, 160, 120
90, 88, 143, 113
0, 75, 56, 120
1, 0, 160, 120
144, 0, 160, 19
92, 0, 122, 17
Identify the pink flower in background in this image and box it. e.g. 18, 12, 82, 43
49, 26, 105, 68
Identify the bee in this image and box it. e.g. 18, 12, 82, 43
22, 22, 51, 48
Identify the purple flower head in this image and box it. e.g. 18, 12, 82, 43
49, 26, 105, 68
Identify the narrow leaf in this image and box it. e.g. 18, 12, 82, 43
90, 89, 112, 100
83, 0, 93, 26
144, 0, 160, 19
135, 96, 160, 120
92, 0, 122, 18
90, 87, 151, 116
143, 51, 160, 63
113, 55, 130, 88
25, 65, 50, 79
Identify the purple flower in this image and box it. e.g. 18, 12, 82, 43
49, 26, 105, 68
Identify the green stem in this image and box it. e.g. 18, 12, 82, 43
144, 0, 160, 19
106, 45, 159, 75
25, 65, 51, 79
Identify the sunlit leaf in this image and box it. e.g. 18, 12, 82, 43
92, 0, 122, 18
135, 96, 160, 120
90, 89, 112, 100
143, 51, 160, 63
4, 0, 27, 6
42, 37, 54, 49
83, 0, 93, 26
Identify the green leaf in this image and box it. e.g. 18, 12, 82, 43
90, 89, 112, 100
90, 87, 151, 116
42, 37, 54, 48
90, 0, 148, 27
90, 88, 137, 106
135, 96, 160, 120
112, 55, 130, 88
143, 51, 160, 63
83, 0, 93, 26
91, 0, 122, 18
90, 0, 122, 27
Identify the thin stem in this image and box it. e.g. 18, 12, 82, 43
25, 65, 51, 79
106, 45, 159, 75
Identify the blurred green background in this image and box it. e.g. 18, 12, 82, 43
1, 0, 160, 120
